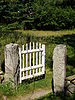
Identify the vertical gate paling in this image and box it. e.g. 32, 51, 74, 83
19, 42, 45, 83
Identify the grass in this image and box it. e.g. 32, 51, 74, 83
15, 68, 52, 96
17, 29, 75, 37
0, 68, 52, 99
0, 29, 75, 99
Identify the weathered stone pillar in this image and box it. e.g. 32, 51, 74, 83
5, 43, 19, 85
53, 44, 66, 94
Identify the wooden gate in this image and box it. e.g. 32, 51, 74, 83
19, 42, 45, 83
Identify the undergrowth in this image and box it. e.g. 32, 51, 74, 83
0, 68, 52, 97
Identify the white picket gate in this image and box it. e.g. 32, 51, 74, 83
19, 42, 45, 83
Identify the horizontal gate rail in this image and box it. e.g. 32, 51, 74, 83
21, 64, 43, 71
21, 72, 43, 80
19, 42, 45, 83
21, 49, 43, 54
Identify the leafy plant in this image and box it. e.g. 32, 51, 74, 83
0, 82, 15, 96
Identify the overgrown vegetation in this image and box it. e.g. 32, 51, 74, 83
0, 30, 75, 99
0, 0, 75, 30
0, 68, 52, 98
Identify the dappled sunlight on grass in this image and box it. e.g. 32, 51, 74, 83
16, 29, 75, 37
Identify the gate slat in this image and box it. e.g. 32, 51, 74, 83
36, 43, 38, 74
39, 43, 41, 73
21, 64, 43, 71
19, 48, 22, 83
42, 44, 45, 74
22, 45, 24, 78
21, 72, 43, 80
26, 44, 28, 76
29, 42, 31, 75
21, 49, 43, 54
33, 42, 34, 75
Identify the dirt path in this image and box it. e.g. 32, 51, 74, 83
12, 89, 52, 100
21, 89, 51, 100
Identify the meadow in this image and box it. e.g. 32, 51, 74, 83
0, 29, 75, 99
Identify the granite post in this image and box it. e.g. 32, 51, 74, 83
53, 44, 66, 93
5, 43, 19, 85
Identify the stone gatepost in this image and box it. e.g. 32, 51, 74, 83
5, 43, 19, 85
53, 44, 67, 94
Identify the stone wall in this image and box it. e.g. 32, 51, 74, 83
65, 75, 75, 95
